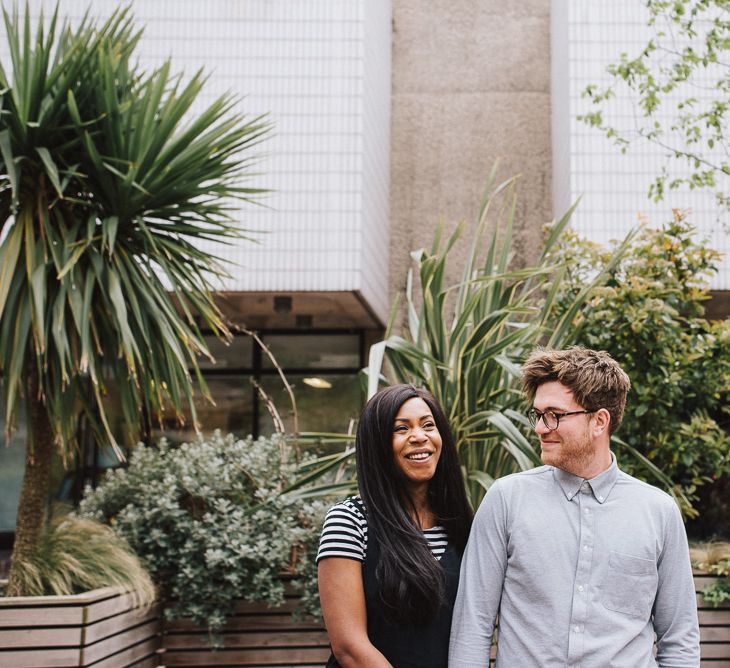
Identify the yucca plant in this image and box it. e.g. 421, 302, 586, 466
0, 5, 268, 595
285, 171, 682, 510
366, 168, 635, 507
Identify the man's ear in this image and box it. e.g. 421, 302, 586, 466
593, 408, 611, 436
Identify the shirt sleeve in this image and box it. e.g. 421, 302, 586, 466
449, 480, 508, 667
653, 500, 701, 668
316, 499, 367, 563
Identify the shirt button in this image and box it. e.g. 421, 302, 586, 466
598, 495, 604, 502
574, 625, 581, 633
584, 508, 590, 514
583, 544, 590, 551
577, 585, 584, 592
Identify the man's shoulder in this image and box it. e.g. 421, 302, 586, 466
615, 469, 677, 509
493, 465, 553, 491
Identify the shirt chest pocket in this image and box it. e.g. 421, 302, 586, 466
602, 550, 658, 619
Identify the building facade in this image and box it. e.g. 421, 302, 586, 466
1, 0, 728, 535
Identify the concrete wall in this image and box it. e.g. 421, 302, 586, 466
389, 0, 553, 308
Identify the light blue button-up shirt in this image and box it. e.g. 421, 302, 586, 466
449, 456, 700, 667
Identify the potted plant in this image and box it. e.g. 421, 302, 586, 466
0, 512, 157, 667
80, 431, 329, 663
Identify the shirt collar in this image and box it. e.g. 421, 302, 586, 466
553, 452, 619, 503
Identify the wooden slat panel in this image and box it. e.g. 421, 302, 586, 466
82, 619, 160, 665
0, 590, 142, 629
128, 655, 161, 668
0, 605, 85, 627
165, 615, 323, 632
672, 575, 727, 665
0, 588, 160, 667
701, 644, 730, 659
161, 647, 331, 666
85, 591, 144, 625
87, 637, 161, 668
703, 626, 730, 642
696, 575, 721, 587
700, 610, 730, 624
0, 647, 80, 668
0, 625, 82, 649
163, 630, 329, 650
85, 605, 160, 644
0, 588, 120, 607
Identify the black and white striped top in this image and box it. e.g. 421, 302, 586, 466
316, 496, 449, 562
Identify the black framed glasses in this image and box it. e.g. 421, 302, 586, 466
527, 408, 596, 431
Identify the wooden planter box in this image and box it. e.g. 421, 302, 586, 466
0, 586, 160, 668
161, 595, 329, 667
695, 573, 730, 666
159, 575, 730, 668
1, 575, 725, 667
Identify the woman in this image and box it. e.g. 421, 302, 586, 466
317, 384, 473, 667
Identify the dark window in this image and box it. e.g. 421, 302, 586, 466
148, 330, 364, 441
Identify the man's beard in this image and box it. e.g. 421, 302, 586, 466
540, 428, 595, 476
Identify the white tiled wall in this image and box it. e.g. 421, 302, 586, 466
0, 1, 391, 320
554, 0, 729, 289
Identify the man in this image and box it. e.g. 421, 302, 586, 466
449, 347, 700, 667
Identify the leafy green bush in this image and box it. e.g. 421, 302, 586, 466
79, 432, 326, 642
7, 511, 154, 608
549, 212, 730, 517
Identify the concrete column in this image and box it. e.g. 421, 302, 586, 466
389, 0, 553, 308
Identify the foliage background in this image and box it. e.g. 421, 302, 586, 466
548, 212, 730, 520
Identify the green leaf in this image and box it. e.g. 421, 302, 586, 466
0, 220, 23, 316
35, 147, 64, 198
0, 129, 19, 200
466, 469, 495, 494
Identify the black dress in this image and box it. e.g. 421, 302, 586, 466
325, 501, 462, 668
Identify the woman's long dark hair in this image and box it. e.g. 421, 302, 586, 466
356, 384, 473, 626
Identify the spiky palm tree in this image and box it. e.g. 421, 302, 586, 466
0, 6, 268, 595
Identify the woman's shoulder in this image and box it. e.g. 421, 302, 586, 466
318, 496, 368, 563
326, 495, 367, 524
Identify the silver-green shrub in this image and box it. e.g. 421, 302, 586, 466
79, 431, 326, 642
